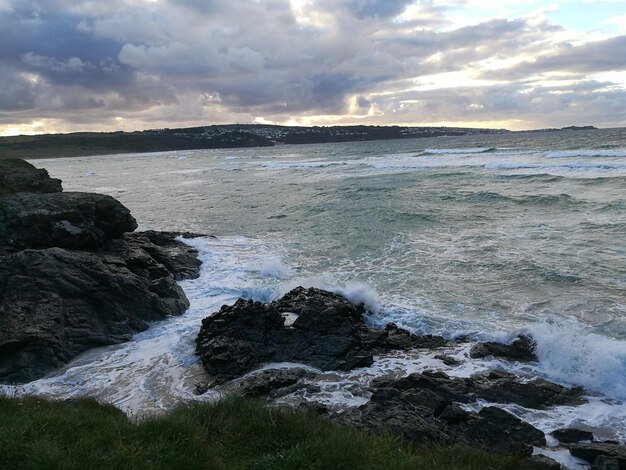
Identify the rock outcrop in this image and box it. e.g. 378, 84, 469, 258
195, 286, 447, 384
337, 370, 586, 454
0, 192, 137, 252
0, 159, 201, 383
0, 159, 62, 195
568, 443, 626, 469
196, 286, 592, 458
469, 334, 538, 362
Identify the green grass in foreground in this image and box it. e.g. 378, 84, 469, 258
0, 396, 538, 469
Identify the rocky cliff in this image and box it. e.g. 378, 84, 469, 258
0, 159, 201, 383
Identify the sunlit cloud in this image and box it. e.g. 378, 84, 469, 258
1, 0, 625, 135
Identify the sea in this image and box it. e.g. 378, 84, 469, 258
6, 128, 626, 467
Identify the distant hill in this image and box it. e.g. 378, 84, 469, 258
561, 125, 597, 130
0, 124, 509, 159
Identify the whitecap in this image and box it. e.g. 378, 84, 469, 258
545, 149, 626, 158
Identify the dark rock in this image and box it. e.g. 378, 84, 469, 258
552, 427, 594, 444
0, 159, 201, 384
437, 403, 471, 424
368, 370, 583, 410
340, 372, 545, 455
472, 374, 586, 409
0, 159, 62, 195
521, 455, 562, 469
381, 323, 448, 350
435, 354, 461, 366
0, 244, 190, 383
569, 443, 626, 469
0, 192, 137, 252
470, 406, 546, 452
232, 368, 317, 398
469, 334, 538, 362
196, 287, 433, 384
592, 455, 621, 470
122, 231, 201, 280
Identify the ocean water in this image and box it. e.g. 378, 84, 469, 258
5, 128, 626, 465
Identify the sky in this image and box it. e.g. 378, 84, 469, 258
1, 0, 626, 135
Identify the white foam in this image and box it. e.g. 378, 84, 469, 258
484, 160, 626, 176
262, 161, 345, 169
528, 319, 626, 400
335, 281, 381, 314
424, 147, 494, 154
253, 257, 293, 280
545, 149, 626, 158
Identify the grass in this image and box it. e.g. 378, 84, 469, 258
0, 396, 540, 469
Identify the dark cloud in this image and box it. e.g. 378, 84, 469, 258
318, 0, 414, 18
1, 0, 625, 133
0, 68, 38, 111
486, 35, 626, 79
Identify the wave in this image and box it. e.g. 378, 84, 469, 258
485, 161, 626, 172
262, 161, 346, 169
545, 149, 626, 158
496, 173, 565, 182
423, 147, 496, 155
442, 191, 579, 206
529, 319, 626, 400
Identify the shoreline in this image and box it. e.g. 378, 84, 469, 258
2, 158, 625, 469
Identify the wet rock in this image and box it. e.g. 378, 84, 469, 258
569, 443, 626, 469
434, 354, 461, 366
522, 455, 562, 469
0, 244, 190, 383
368, 370, 583, 410
381, 323, 448, 350
471, 373, 586, 409
469, 334, 538, 362
231, 368, 317, 398
592, 455, 620, 470
0, 159, 200, 383
471, 406, 546, 453
122, 231, 202, 280
552, 427, 594, 444
0, 159, 62, 195
0, 192, 137, 252
340, 372, 545, 455
196, 287, 433, 384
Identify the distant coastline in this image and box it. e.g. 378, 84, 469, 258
0, 123, 598, 160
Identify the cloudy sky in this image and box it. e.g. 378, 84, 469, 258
1, 0, 626, 135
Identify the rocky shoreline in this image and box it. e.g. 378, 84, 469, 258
0, 159, 201, 383
2, 159, 625, 469
196, 286, 626, 468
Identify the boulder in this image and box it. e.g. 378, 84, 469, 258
569, 443, 626, 469
592, 455, 621, 470
0, 159, 201, 383
121, 231, 202, 280
229, 368, 318, 399
551, 427, 594, 444
339, 372, 546, 455
521, 455, 562, 469
367, 370, 583, 411
0, 159, 62, 195
196, 286, 441, 384
469, 334, 538, 362
0, 191, 137, 252
0, 236, 193, 383
471, 370, 586, 408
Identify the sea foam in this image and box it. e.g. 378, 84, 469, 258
528, 319, 626, 400
545, 149, 626, 158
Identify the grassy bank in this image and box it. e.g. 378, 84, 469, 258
0, 396, 538, 469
